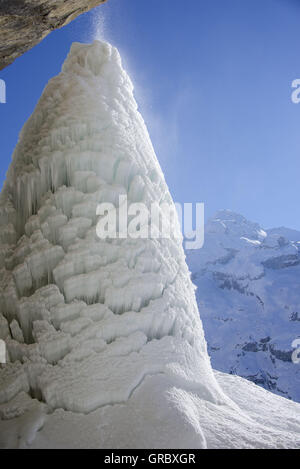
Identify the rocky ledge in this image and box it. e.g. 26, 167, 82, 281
0, 0, 107, 70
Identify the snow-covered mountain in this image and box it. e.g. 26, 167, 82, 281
186, 210, 300, 402
0, 42, 300, 448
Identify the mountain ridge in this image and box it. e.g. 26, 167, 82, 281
186, 209, 300, 402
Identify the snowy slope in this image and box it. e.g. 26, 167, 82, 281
186, 210, 300, 402
0, 42, 299, 449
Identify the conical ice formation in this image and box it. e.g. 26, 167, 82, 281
0, 42, 300, 449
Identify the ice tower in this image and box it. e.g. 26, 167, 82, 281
0, 42, 299, 448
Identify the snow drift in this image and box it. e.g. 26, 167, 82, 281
0, 41, 299, 449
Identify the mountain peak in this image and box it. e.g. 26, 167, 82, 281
213, 209, 250, 224
208, 210, 265, 241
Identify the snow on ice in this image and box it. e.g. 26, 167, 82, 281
0, 41, 299, 449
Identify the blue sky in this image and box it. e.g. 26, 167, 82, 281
0, 0, 300, 230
